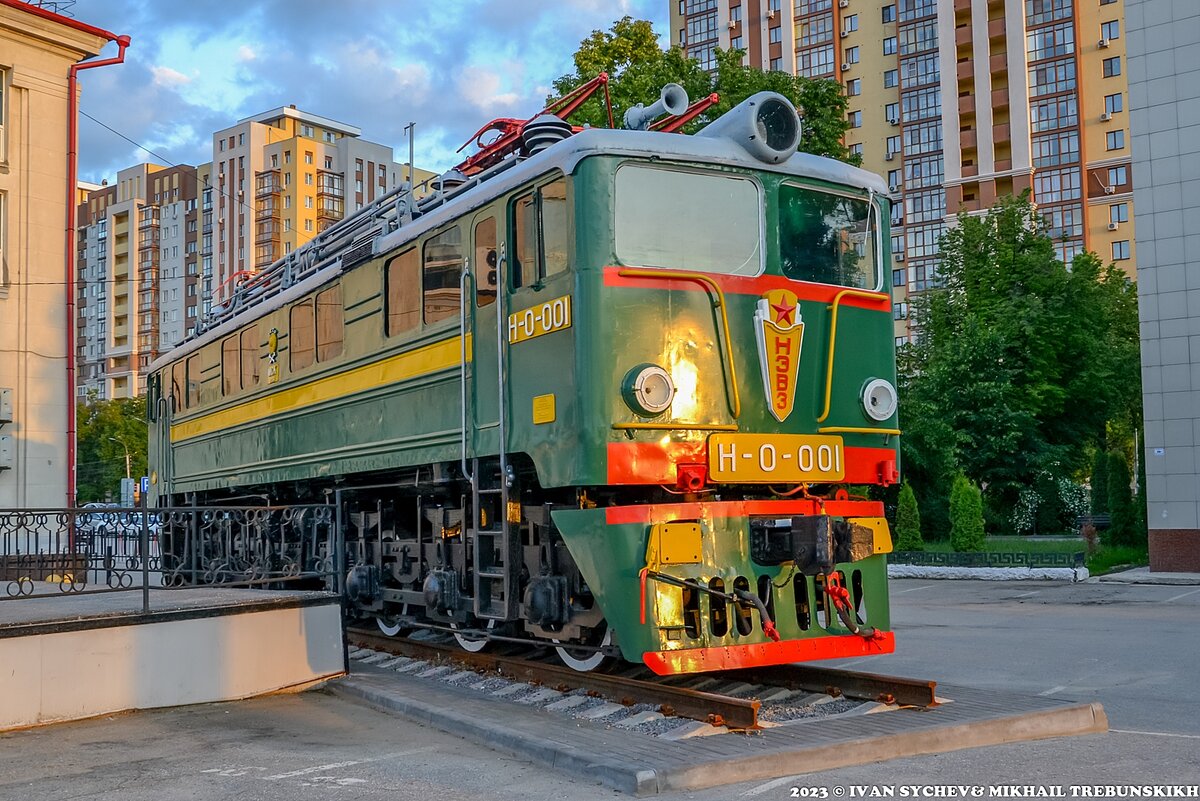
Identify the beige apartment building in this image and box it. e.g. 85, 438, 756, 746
671, 0, 1135, 343
0, 0, 121, 507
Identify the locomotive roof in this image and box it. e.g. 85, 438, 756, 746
149, 129, 888, 374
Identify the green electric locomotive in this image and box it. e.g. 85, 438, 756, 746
146, 84, 901, 674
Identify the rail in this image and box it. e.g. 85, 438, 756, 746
347, 628, 941, 729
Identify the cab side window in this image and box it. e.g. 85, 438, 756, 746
512, 176, 568, 288
221, 337, 238, 396
386, 248, 420, 335
423, 225, 463, 324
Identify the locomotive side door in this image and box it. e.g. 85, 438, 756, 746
469, 210, 501, 454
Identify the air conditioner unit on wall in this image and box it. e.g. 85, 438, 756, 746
889, 184, 899, 193
841, 29, 849, 38
1104, 185, 1116, 195
1099, 38, 1109, 48
728, 20, 737, 29
1108, 222, 1119, 231
1101, 111, 1112, 121
895, 252, 906, 262
839, 0, 850, 6
889, 117, 900, 125
842, 63, 852, 71
885, 151, 896, 161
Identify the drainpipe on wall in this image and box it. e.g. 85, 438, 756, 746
65, 33, 131, 506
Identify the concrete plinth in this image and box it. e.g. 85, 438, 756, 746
0, 588, 345, 731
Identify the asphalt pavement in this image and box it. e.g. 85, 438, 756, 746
1, 579, 1197, 800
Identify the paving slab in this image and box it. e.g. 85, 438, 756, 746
330, 663, 1107, 796
1097, 567, 1200, 585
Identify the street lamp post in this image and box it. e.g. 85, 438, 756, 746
109, 436, 131, 480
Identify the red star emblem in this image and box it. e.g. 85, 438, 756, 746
771, 298, 796, 326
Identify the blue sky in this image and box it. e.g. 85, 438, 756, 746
73, 0, 669, 183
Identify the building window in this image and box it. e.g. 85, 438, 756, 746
883, 36, 897, 55
1103, 57, 1121, 77
301, 124, 314, 138
730, 5, 741, 22
1106, 130, 1125, 150
769, 26, 781, 44
1108, 165, 1128, 186
1110, 203, 1129, 224
882, 4, 895, 23
892, 269, 905, 287
849, 110, 862, 128
1027, 21, 1074, 60
887, 134, 902, 155
1033, 167, 1082, 202
893, 302, 908, 320
770, 57, 783, 70
1105, 93, 1123, 114
731, 35, 743, 49
845, 46, 860, 64
796, 45, 835, 77
884, 69, 898, 88
844, 14, 858, 32
886, 102, 900, 123
1100, 20, 1119, 41
1112, 240, 1130, 261
847, 78, 861, 96
848, 142, 863, 157
888, 169, 902, 188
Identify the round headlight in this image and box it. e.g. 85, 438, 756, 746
622, 364, 675, 416
862, 378, 898, 421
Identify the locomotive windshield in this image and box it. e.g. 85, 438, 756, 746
614, 164, 763, 276
778, 182, 880, 290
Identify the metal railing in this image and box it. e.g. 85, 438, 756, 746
1, 504, 340, 611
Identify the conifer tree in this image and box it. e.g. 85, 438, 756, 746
949, 475, 986, 552
895, 482, 923, 551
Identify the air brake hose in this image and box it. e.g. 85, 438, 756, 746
822, 572, 878, 639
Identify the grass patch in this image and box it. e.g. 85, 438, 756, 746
1086, 546, 1149, 576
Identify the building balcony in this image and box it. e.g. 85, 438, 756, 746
317, 197, 344, 221
255, 170, 283, 197
255, 223, 282, 246
317, 171, 344, 198
138, 210, 160, 229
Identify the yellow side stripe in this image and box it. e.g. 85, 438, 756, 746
171, 335, 468, 442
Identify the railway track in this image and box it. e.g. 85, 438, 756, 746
346, 627, 937, 731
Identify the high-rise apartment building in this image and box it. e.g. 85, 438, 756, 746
670, 0, 1136, 342
206, 106, 431, 309
76, 163, 199, 399
77, 107, 434, 397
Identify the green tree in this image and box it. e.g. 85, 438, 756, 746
1106, 450, 1137, 547
551, 18, 855, 163
895, 482, 923, 551
900, 194, 1141, 518
76, 393, 148, 503
949, 475, 986, 552
1090, 448, 1109, 515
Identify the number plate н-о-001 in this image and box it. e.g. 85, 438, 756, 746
707, 433, 845, 483
507, 295, 572, 343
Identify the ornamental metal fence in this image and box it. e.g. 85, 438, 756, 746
0, 504, 341, 611
888, 550, 1086, 568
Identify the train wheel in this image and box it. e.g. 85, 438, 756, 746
376, 604, 410, 637
451, 618, 496, 653
554, 625, 612, 672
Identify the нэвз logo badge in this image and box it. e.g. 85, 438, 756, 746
754, 289, 804, 422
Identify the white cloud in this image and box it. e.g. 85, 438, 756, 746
150, 65, 192, 87
457, 66, 522, 112
236, 45, 257, 62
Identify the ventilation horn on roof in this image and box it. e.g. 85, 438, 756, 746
697, 91, 802, 164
